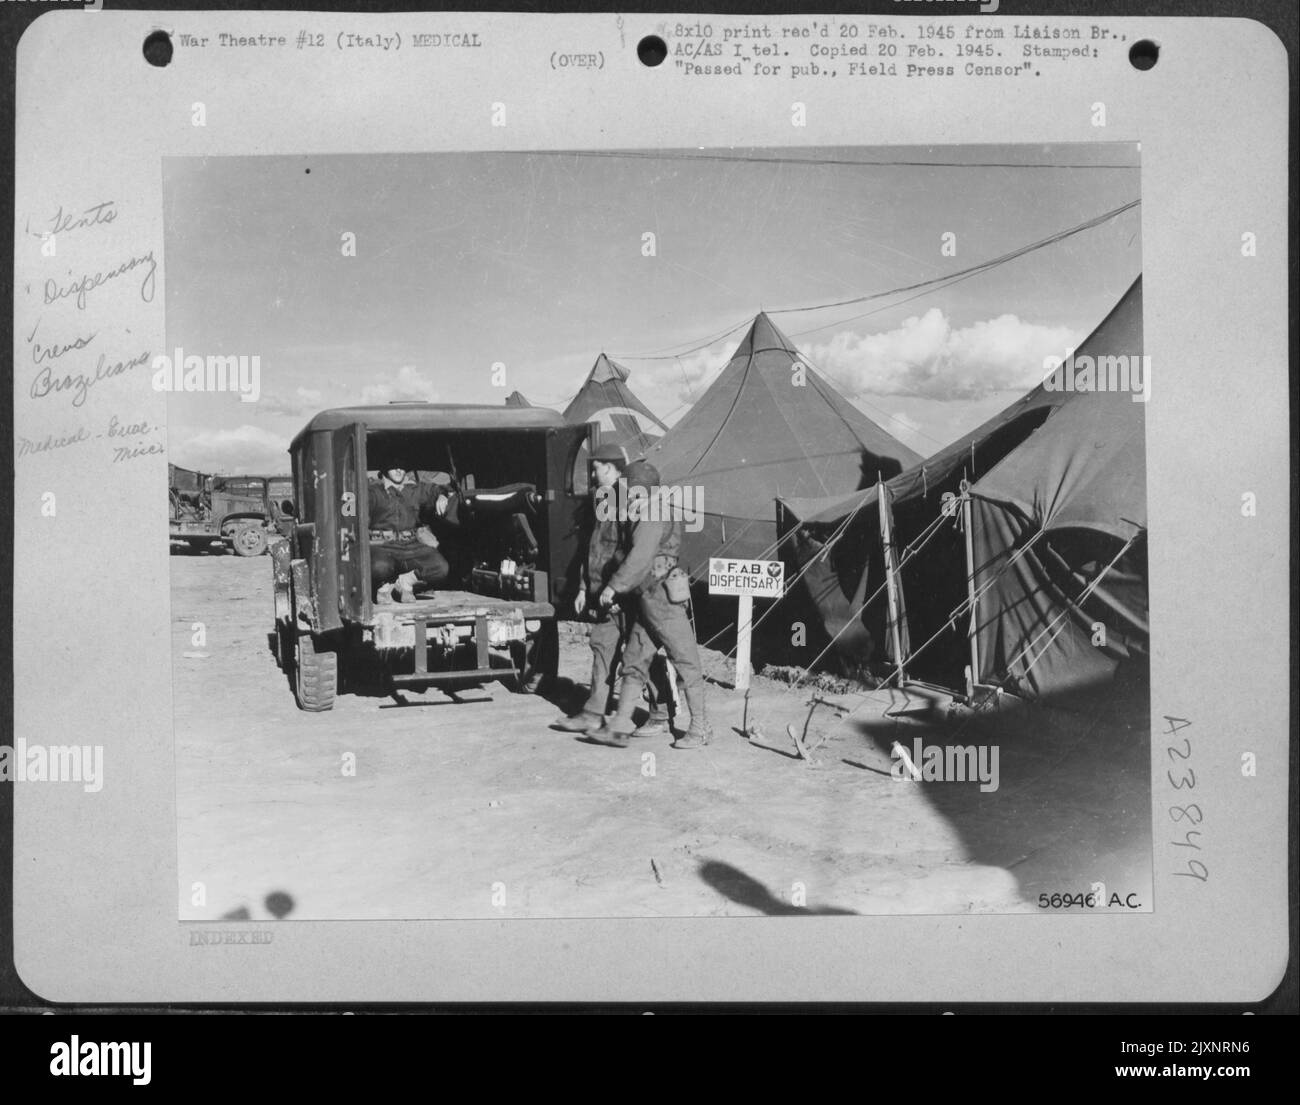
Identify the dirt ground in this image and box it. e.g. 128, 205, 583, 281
172, 550, 1153, 921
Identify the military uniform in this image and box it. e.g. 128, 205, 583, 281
554, 445, 674, 732
597, 464, 710, 748
581, 508, 628, 716
367, 476, 455, 594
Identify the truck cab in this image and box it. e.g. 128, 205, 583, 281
170, 466, 294, 556
264, 476, 296, 539
273, 403, 593, 711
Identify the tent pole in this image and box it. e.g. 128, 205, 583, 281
961, 484, 980, 699
878, 480, 906, 684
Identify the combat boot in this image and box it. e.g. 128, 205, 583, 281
553, 710, 604, 733
672, 719, 712, 749
394, 570, 420, 603
632, 709, 672, 738
586, 702, 637, 748
672, 689, 711, 750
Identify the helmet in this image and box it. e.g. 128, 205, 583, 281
590, 442, 629, 468
624, 460, 661, 490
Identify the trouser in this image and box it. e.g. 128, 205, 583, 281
370, 540, 450, 592
585, 612, 624, 716
584, 604, 677, 717
613, 582, 705, 726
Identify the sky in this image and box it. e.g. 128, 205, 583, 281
162, 145, 1141, 474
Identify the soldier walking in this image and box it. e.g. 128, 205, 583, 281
554, 444, 673, 732
588, 460, 711, 749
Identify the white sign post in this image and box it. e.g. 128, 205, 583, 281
707, 557, 785, 692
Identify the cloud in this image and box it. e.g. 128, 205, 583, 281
257, 385, 326, 416
635, 340, 738, 409
359, 364, 440, 406
876, 409, 931, 456
170, 424, 292, 475
808, 311, 1081, 401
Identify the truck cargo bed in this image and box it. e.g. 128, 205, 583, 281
363, 589, 554, 626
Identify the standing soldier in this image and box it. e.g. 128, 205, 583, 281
553, 439, 676, 733
589, 460, 711, 749
553, 443, 630, 731
553, 445, 674, 733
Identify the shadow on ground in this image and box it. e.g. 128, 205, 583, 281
846, 673, 1152, 909
698, 860, 857, 915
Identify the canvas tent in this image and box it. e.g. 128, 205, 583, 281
776, 277, 1146, 701
563, 353, 669, 457
644, 311, 922, 573
504, 390, 533, 408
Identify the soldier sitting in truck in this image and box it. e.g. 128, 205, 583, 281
368, 458, 460, 603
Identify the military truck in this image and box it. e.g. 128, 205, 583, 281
261, 475, 296, 539
169, 465, 295, 556
272, 404, 593, 711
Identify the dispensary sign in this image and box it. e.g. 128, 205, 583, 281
708, 557, 784, 598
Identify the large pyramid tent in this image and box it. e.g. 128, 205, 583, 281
777, 277, 1146, 700
563, 353, 669, 457
504, 390, 533, 408
644, 311, 923, 571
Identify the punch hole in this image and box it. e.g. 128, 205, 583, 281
637, 35, 667, 67
143, 30, 174, 67
1128, 40, 1158, 71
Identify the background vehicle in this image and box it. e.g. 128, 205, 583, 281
273, 403, 593, 711
263, 476, 296, 539
169, 465, 296, 556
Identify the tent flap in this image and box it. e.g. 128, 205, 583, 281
972, 500, 1148, 697
775, 277, 1147, 700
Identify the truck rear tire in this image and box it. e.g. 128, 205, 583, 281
295, 634, 338, 712
275, 621, 294, 673
232, 525, 269, 557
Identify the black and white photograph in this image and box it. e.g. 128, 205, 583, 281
163, 145, 1152, 921
9, 5, 1291, 1020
